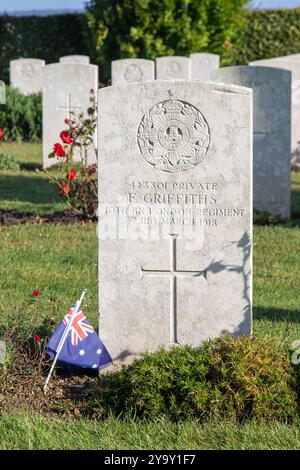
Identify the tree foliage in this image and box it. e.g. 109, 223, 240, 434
85, 0, 249, 82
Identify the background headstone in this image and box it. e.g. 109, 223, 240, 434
59, 55, 90, 65
10, 58, 45, 95
212, 66, 291, 218
98, 80, 252, 365
156, 56, 191, 80
0, 81, 5, 104
250, 58, 300, 158
42, 63, 98, 168
111, 59, 155, 85
190, 53, 220, 80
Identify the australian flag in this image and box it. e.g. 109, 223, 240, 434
45, 306, 112, 370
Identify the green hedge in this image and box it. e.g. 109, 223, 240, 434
0, 14, 88, 84
232, 8, 300, 65
0, 86, 42, 141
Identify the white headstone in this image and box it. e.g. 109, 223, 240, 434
212, 66, 291, 219
190, 53, 220, 80
250, 58, 300, 157
156, 56, 191, 80
42, 63, 98, 169
111, 59, 155, 85
0, 81, 5, 104
10, 58, 45, 95
98, 80, 252, 365
59, 55, 90, 65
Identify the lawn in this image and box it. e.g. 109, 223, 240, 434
1, 142, 300, 449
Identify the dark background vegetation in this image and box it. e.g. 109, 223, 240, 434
0, 5, 300, 84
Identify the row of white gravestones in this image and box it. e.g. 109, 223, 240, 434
42, 63, 98, 168
98, 80, 252, 365
10, 55, 91, 95
111, 53, 220, 85
212, 66, 291, 219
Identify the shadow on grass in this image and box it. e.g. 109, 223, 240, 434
254, 307, 300, 323
19, 162, 42, 171
0, 174, 60, 205
292, 187, 300, 219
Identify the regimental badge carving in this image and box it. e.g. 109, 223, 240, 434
198, 58, 211, 69
124, 64, 144, 82
137, 99, 210, 173
165, 61, 182, 77
20, 63, 37, 78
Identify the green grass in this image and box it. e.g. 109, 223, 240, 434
0, 414, 300, 450
0, 142, 65, 214
0, 142, 300, 449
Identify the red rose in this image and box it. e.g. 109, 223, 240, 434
0, 128, 3, 139
66, 168, 77, 181
65, 118, 70, 124
53, 143, 66, 157
34, 335, 42, 343
33, 289, 40, 297
62, 182, 71, 194
60, 130, 74, 144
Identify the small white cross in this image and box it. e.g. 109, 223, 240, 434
58, 93, 81, 120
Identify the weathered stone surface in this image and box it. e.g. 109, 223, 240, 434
250, 58, 300, 157
42, 63, 98, 168
59, 55, 90, 64
212, 65, 291, 218
98, 80, 252, 365
111, 59, 155, 85
156, 56, 191, 80
190, 53, 220, 80
10, 58, 45, 95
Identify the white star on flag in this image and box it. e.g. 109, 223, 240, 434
92, 364, 98, 369
79, 349, 85, 356
96, 348, 102, 355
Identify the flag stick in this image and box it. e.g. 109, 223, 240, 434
44, 288, 87, 392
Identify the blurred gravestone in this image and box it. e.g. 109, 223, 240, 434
0, 81, 5, 104
10, 59, 45, 95
250, 58, 300, 159
112, 59, 155, 85
212, 65, 291, 219
42, 63, 98, 168
190, 53, 220, 80
156, 56, 191, 80
60, 55, 90, 65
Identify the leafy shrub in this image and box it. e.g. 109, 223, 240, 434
0, 86, 42, 142
233, 9, 300, 66
85, 0, 248, 82
46, 90, 97, 218
0, 153, 20, 170
81, 336, 299, 422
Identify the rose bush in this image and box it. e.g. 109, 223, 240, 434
46, 89, 98, 219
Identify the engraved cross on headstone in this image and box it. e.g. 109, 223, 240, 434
141, 234, 207, 345
58, 93, 81, 119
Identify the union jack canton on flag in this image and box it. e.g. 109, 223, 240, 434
45, 306, 112, 370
